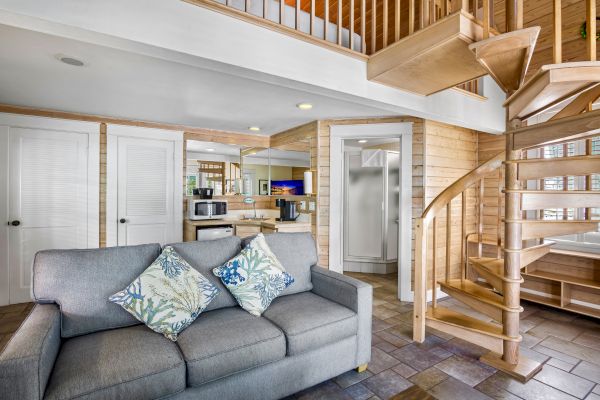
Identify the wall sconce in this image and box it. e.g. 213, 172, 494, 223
304, 170, 313, 195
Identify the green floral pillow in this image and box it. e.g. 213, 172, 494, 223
109, 246, 219, 341
213, 233, 294, 316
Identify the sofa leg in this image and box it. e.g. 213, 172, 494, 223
356, 364, 368, 373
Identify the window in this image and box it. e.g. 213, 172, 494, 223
540, 137, 600, 253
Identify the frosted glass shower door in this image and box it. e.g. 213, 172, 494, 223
344, 152, 384, 260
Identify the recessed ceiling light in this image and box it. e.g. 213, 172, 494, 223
206, 148, 215, 152
56, 54, 85, 67
296, 103, 313, 110
249, 126, 261, 131
358, 139, 368, 143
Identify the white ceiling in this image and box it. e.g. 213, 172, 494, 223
0, 24, 392, 135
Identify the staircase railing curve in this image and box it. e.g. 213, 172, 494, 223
413, 150, 505, 342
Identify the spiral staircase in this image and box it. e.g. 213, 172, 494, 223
412, 14, 600, 381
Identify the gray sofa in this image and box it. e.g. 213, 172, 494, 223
0, 232, 372, 400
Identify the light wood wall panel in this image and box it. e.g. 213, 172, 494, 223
99, 123, 107, 247
421, 120, 479, 289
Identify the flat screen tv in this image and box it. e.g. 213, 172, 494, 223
271, 180, 304, 196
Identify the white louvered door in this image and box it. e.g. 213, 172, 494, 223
8, 127, 90, 304
117, 137, 174, 246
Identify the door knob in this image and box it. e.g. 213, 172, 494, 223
10, 220, 20, 226
119, 218, 127, 224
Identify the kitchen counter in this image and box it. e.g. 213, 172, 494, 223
183, 217, 312, 241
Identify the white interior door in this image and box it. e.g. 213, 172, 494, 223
117, 137, 174, 246
8, 127, 90, 304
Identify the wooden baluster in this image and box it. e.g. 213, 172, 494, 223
226, 0, 231, 6
432, 217, 438, 308
587, 0, 596, 61
310, 0, 315, 35
263, 0, 268, 18
245, 0, 249, 12
429, 0, 435, 24
478, 177, 484, 258
395, 0, 400, 42
461, 191, 466, 281
383, 0, 389, 47
497, 168, 503, 258
280, 0, 285, 24
421, 0, 429, 29
350, 0, 355, 50
338, 0, 343, 45
361, 0, 366, 53
371, 0, 377, 52
325, 0, 330, 41
461, 0, 469, 13
296, 0, 300, 29
483, 0, 490, 39
445, 202, 452, 282
553, 0, 562, 63
409, 0, 415, 34
586, 138, 593, 219
562, 143, 568, 220
413, 218, 427, 342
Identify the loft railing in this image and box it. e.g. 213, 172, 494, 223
413, 151, 505, 341
184, 0, 496, 56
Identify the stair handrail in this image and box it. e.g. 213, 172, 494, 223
413, 150, 505, 342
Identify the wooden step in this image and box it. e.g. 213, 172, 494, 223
367, 11, 488, 95
504, 61, 600, 121
509, 220, 600, 240
517, 241, 555, 267
508, 108, 600, 150
438, 279, 522, 322
469, 257, 524, 293
505, 190, 600, 210
469, 27, 540, 93
508, 155, 600, 180
425, 306, 520, 353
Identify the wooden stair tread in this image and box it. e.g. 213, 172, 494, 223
504, 61, 600, 121
505, 190, 600, 211
426, 306, 520, 341
367, 11, 488, 96
549, 248, 600, 260
510, 220, 600, 240
524, 269, 600, 289
508, 108, 600, 150
507, 155, 600, 180
469, 27, 540, 93
438, 279, 522, 313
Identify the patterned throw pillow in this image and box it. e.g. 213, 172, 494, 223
109, 246, 219, 341
213, 233, 294, 316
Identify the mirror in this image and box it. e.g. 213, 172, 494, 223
185, 137, 312, 197
268, 138, 311, 196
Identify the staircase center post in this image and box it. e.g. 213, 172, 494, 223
503, 122, 522, 365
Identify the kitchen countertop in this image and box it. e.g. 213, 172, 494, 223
184, 218, 311, 229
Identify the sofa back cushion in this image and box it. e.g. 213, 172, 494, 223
243, 232, 316, 295
33, 243, 161, 338
167, 236, 242, 311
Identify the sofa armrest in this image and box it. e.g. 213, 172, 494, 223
310, 266, 372, 366
0, 304, 61, 400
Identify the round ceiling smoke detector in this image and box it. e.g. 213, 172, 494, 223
56, 55, 85, 67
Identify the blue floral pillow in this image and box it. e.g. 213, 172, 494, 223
213, 233, 294, 316
109, 246, 219, 341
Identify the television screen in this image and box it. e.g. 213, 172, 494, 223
271, 180, 304, 196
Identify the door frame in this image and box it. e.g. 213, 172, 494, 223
106, 124, 183, 247
329, 123, 413, 301
0, 113, 99, 306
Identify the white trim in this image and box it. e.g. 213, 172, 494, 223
106, 124, 183, 246
0, 127, 8, 306
328, 123, 413, 301
0, 113, 99, 132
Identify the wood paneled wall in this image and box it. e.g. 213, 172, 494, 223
422, 120, 480, 289
99, 123, 107, 248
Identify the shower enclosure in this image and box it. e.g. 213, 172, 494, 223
343, 149, 399, 273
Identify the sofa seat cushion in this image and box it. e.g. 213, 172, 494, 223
176, 307, 286, 387
44, 325, 185, 400
262, 292, 358, 356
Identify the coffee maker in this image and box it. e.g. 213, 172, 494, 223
275, 199, 299, 221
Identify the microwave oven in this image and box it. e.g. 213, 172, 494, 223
188, 199, 228, 220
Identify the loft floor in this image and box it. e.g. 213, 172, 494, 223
1, 274, 600, 399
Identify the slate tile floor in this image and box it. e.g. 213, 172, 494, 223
3, 272, 600, 399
